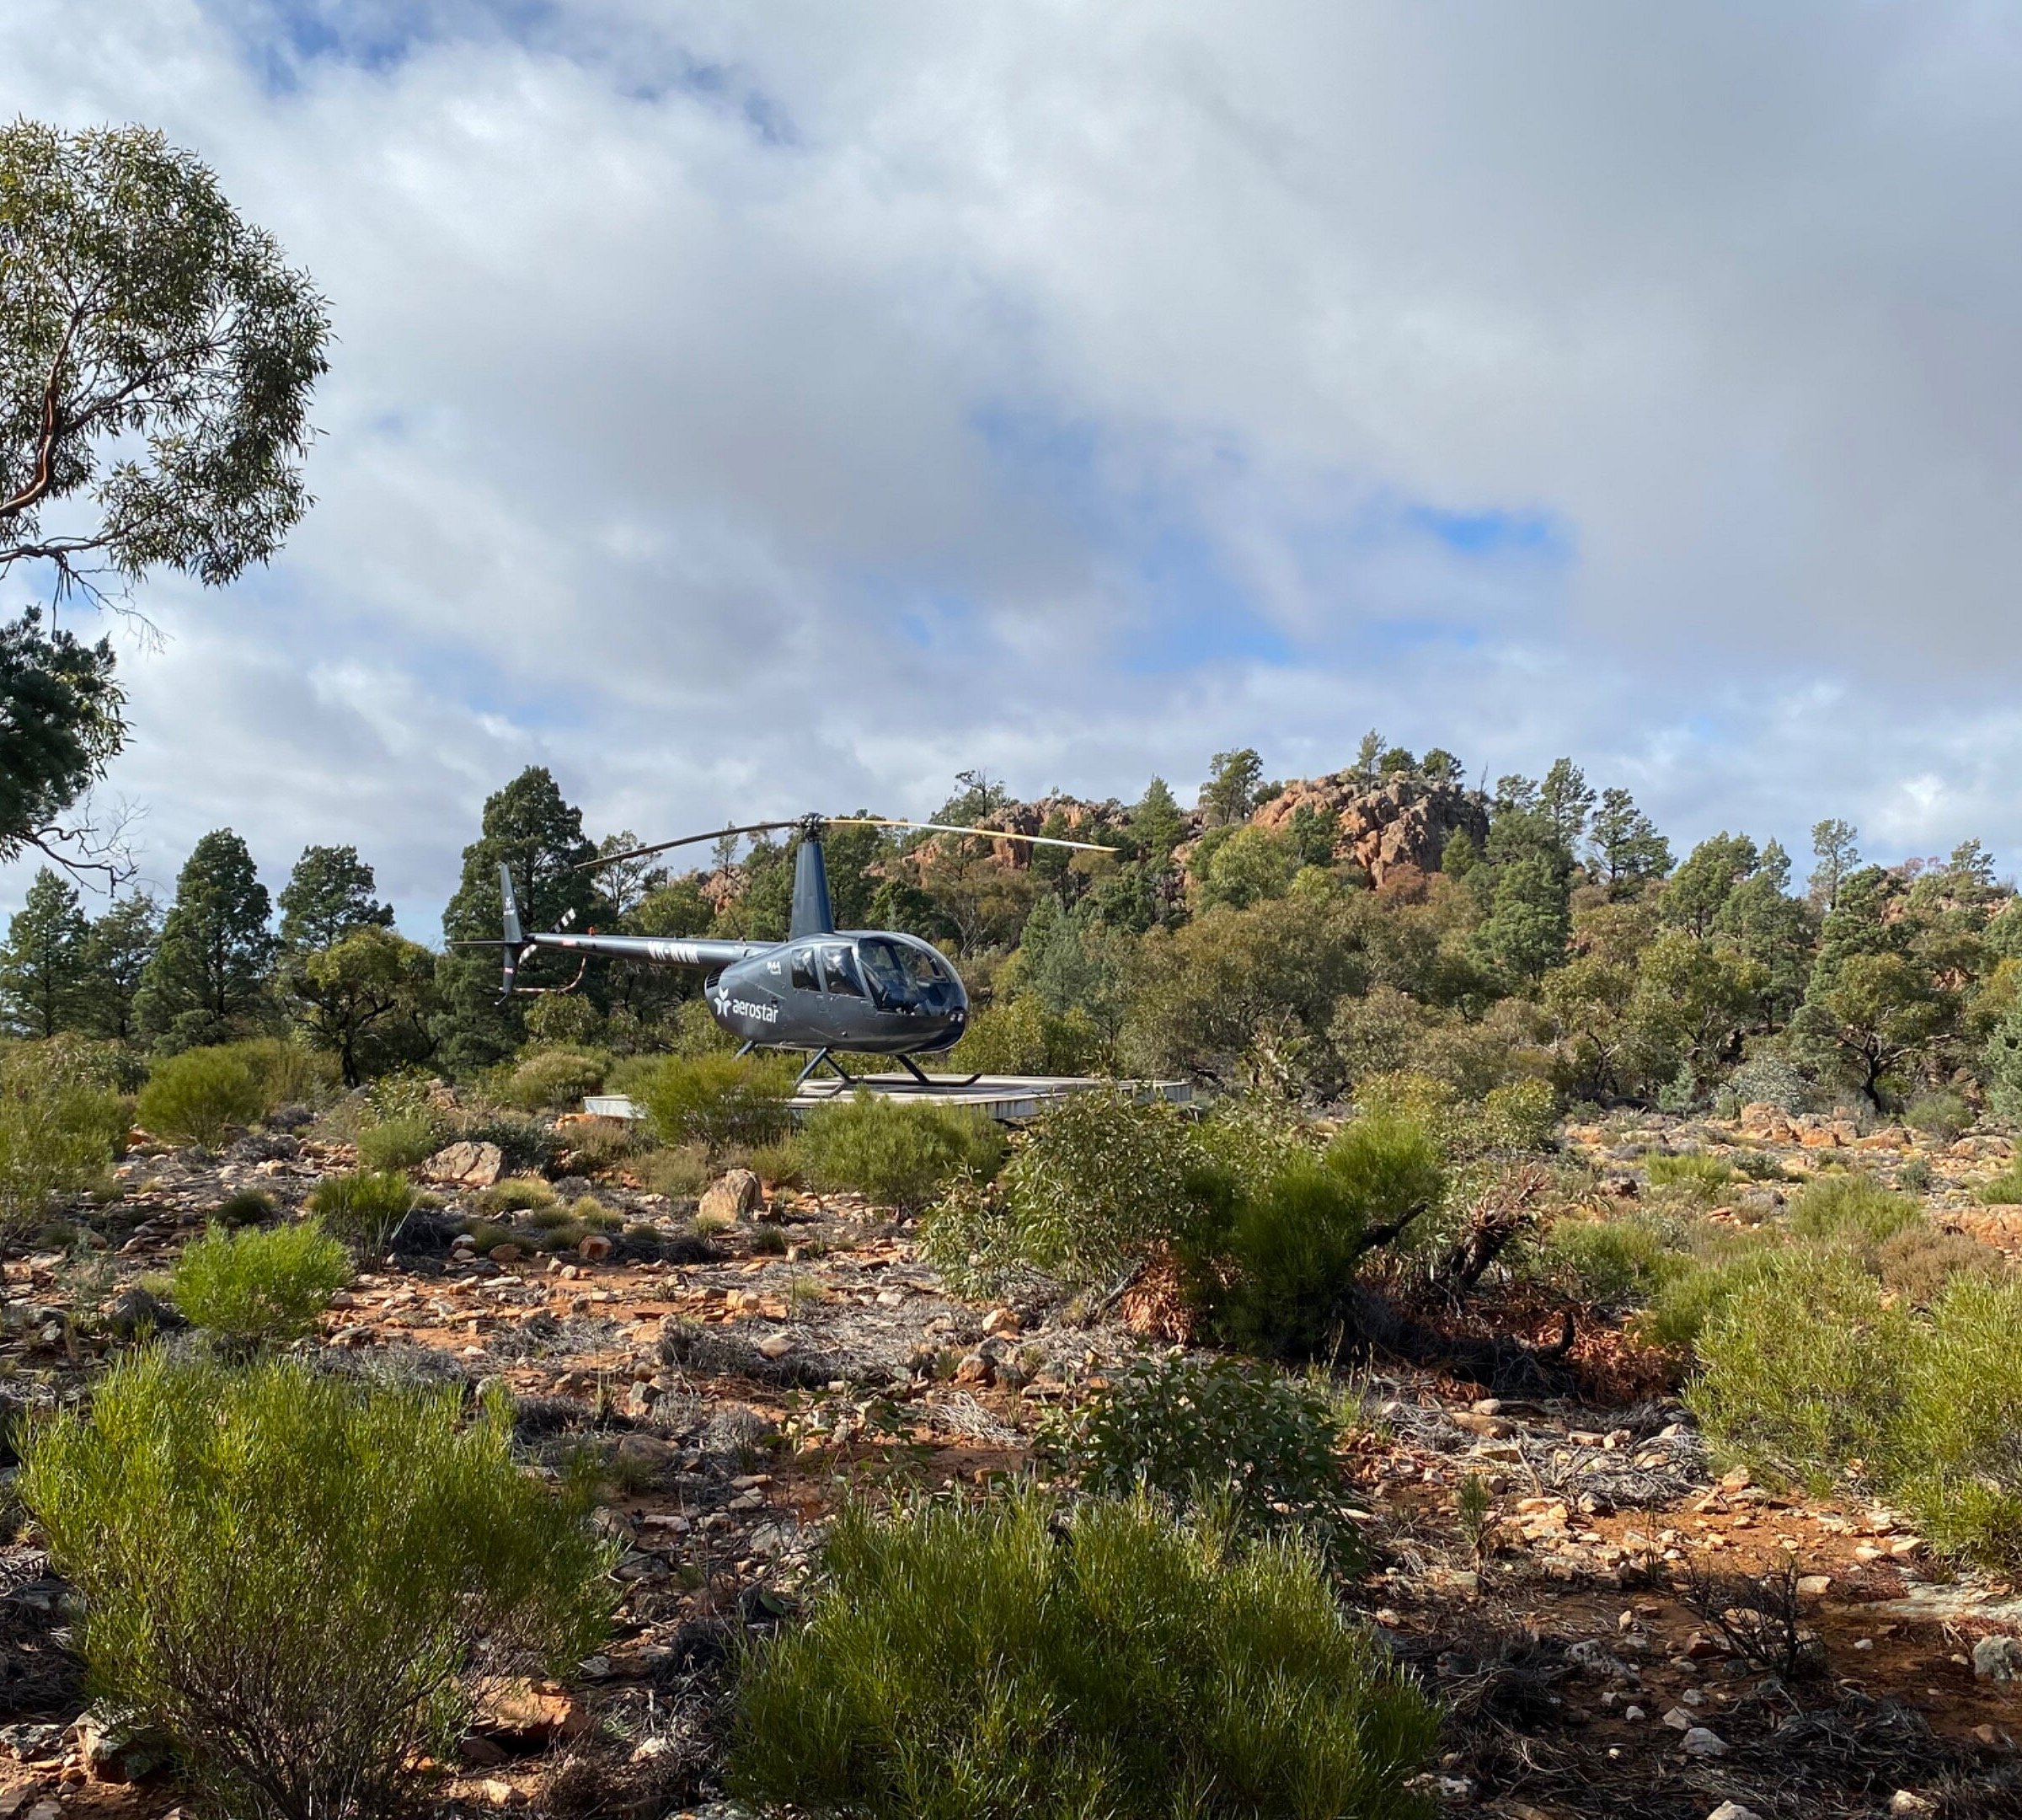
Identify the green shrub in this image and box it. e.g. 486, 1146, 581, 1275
798, 1093, 1007, 1212
747, 1138, 804, 1187
0, 1047, 130, 1235
636, 1053, 794, 1152
501, 1047, 607, 1113
944, 994, 1105, 1077
231, 1038, 340, 1112
1788, 1175, 1921, 1253
212, 1188, 276, 1228
137, 1046, 265, 1147
17, 1351, 612, 1820
1216, 1115, 1445, 1358
559, 1116, 645, 1174
569, 1196, 620, 1232
639, 1143, 711, 1199
751, 1223, 789, 1256
1637, 1231, 1784, 1352
1478, 1077, 1559, 1151
1686, 1249, 1908, 1492
1904, 1091, 1971, 1143
1890, 1275, 2022, 1568
1042, 1353, 1360, 1564
473, 1175, 557, 1216
171, 1219, 351, 1345
1537, 1213, 1680, 1309
730, 1491, 1434, 1820
308, 1170, 416, 1250
992, 1087, 1213, 1290
450, 1110, 557, 1176
1730, 1147, 1789, 1183
354, 1113, 443, 1173
1646, 1150, 1732, 1202
1897, 1154, 1934, 1193
1977, 1163, 2022, 1206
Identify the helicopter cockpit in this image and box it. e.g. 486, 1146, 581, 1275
853, 936, 961, 1014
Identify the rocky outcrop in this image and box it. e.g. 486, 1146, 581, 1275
1249, 773, 1489, 885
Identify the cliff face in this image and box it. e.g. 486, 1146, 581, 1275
1248, 773, 1488, 885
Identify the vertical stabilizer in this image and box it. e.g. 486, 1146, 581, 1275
789, 835, 837, 939
497, 863, 526, 997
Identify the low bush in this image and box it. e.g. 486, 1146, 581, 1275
171, 1219, 351, 1346
1897, 1154, 1934, 1193
944, 994, 1105, 1077
1041, 1353, 1360, 1564
1686, 1249, 1908, 1493
137, 1046, 265, 1148
233, 1038, 341, 1113
1977, 1163, 2022, 1207
308, 1170, 417, 1250
730, 1491, 1435, 1820
559, 1116, 645, 1175
797, 1092, 1006, 1212
1215, 1114, 1445, 1358
18, 1351, 612, 1820
501, 1047, 607, 1114
638, 1144, 711, 1199
213, 1188, 276, 1227
990, 1086, 1214, 1291
1730, 1147, 1789, 1182
1787, 1175, 1922, 1254
746, 1138, 803, 1187
1536, 1212, 1680, 1309
1904, 1090, 1972, 1143
354, 1113, 444, 1173
1476, 1077, 1559, 1151
0, 1046, 130, 1236
451, 1109, 559, 1176
1637, 1231, 1784, 1352
1890, 1275, 2022, 1568
1876, 1223, 2002, 1306
1645, 1150, 1732, 1202
474, 1175, 557, 1216
635, 1053, 794, 1152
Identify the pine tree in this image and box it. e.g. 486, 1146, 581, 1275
1198, 750, 1264, 827
276, 845, 393, 952
1808, 819, 1861, 913
435, 768, 602, 1075
1587, 788, 1673, 895
1128, 778, 1187, 864
134, 830, 275, 1052
0, 868, 88, 1036
76, 892, 159, 1041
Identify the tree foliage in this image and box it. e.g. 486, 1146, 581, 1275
135, 829, 275, 1052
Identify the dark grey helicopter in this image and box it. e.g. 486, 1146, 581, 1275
481, 813, 1113, 1087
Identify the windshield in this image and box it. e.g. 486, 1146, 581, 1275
858, 938, 953, 1011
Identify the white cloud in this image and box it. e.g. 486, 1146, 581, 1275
6, 0, 2022, 929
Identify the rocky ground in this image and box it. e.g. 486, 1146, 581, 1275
3, 1108, 2022, 1820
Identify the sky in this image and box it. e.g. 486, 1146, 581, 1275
7, 0, 2022, 935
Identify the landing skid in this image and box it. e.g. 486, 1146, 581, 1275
793, 1047, 859, 1095
897, 1053, 982, 1089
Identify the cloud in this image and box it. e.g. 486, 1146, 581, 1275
6, 0, 2022, 932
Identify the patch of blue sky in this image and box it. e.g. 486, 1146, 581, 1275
1403, 502, 1570, 562
209, 0, 798, 145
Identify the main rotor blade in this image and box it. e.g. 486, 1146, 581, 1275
829, 816, 1121, 853
575, 821, 799, 873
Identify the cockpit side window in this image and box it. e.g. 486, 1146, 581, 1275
820, 945, 865, 997
790, 948, 819, 992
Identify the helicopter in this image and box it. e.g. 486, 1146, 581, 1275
479, 813, 1115, 1089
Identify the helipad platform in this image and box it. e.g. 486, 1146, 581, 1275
584, 1074, 1190, 1126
